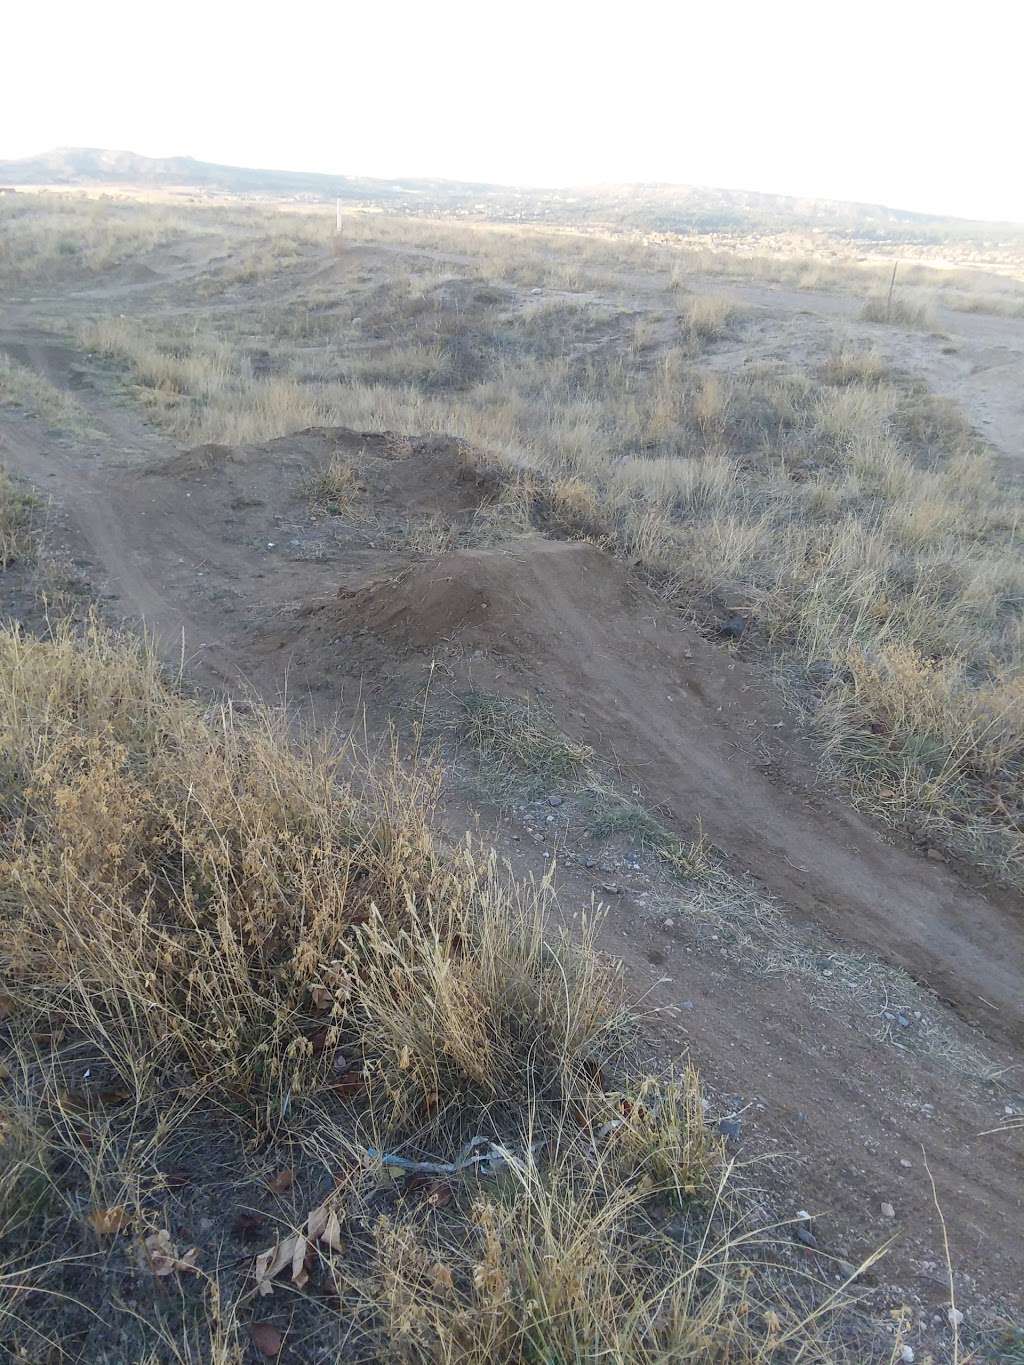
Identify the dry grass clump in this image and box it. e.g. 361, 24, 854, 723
819, 348, 890, 387
0, 622, 870, 1361
1, 622, 628, 1116
860, 293, 937, 329
0, 469, 37, 567
681, 293, 743, 344
302, 453, 360, 512
0, 352, 92, 432
458, 691, 594, 787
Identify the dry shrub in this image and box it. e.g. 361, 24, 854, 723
860, 294, 937, 329
353, 857, 618, 1120
0, 620, 872, 1361
682, 294, 742, 344
0, 621, 621, 1117
303, 453, 360, 510
368, 1072, 849, 1363
0, 469, 36, 567
820, 348, 890, 387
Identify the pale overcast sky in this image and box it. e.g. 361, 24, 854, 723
5, 0, 1022, 221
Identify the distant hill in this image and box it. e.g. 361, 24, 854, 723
0, 146, 496, 202
1, 147, 1018, 242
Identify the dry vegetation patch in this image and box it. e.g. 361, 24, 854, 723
0, 620, 885, 1361
15, 195, 1024, 881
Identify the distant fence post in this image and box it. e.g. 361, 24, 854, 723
886, 261, 898, 320
336, 197, 342, 235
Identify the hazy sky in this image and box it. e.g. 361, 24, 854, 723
5, 0, 1022, 221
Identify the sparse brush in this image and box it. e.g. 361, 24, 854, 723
860, 293, 937, 329
0, 468, 37, 567
0, 352, 92, 432
302, 453, 359, 511
820, 347, 890, 387
0, 619, 871, 1361
457, 691, 594, 786
585, 793, 712, 878
682, 294, 742, 344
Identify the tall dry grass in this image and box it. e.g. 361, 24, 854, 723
0, 620, 877, 1361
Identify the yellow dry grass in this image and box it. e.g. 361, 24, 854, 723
0, 621, 876, 1361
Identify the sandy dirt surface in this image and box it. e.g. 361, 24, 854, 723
1, 263, 1023, 1346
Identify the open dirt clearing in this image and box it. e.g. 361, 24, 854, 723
1, 294, 1023, 1340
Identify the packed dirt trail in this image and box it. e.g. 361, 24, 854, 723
1, 323, 1023, 1322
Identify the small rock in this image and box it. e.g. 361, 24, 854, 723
679, 999, 694, 1010
796, 1226, 818, 1248
900, 1347, 915, 1363
880, 1202, 895, 1219
836, 1259, 858, 1280
662, 918, 675, 930
717, 1117, 742, 1141
948, 1308, 964, 1328
547, 795, 563, 807
926, 847, 945, 862
601, 884, 620, 895
899, 1158, 912, 1169
896, 1014, 911, 1028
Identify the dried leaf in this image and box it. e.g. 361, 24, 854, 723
430, 1262, 455, 1293
250, 1322, 283, 1357
88, 1205, 131, 1236
268, 1168, 295, 1195
0, 994, 14, 1020
254, 1232, 307, 1296
425, 1182, 453, 1209
255, 1238, 293, 1296
320, 1209, 344, 1252
306, 1204, 329, 1242
290, 1233, 309, 1289
143, 1229, 199, 1277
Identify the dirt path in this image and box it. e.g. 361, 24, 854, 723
2, 327, 1023, 1328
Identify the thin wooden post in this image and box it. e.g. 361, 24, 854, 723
886, 261, 898, 320
336, 197, 342, 234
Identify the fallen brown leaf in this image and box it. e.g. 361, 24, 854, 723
0, 994, 14, 1020
254, 1236, 300, 1297
250, 1322, 283, 1357
143, 1229, 199, 1277
267, 1168, 295, 1195
87, 1205, 131, 1236
253, 1200, 343, 1295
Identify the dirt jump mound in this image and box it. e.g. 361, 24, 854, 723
143, 427, 500, 520
325, 537, 629, 655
